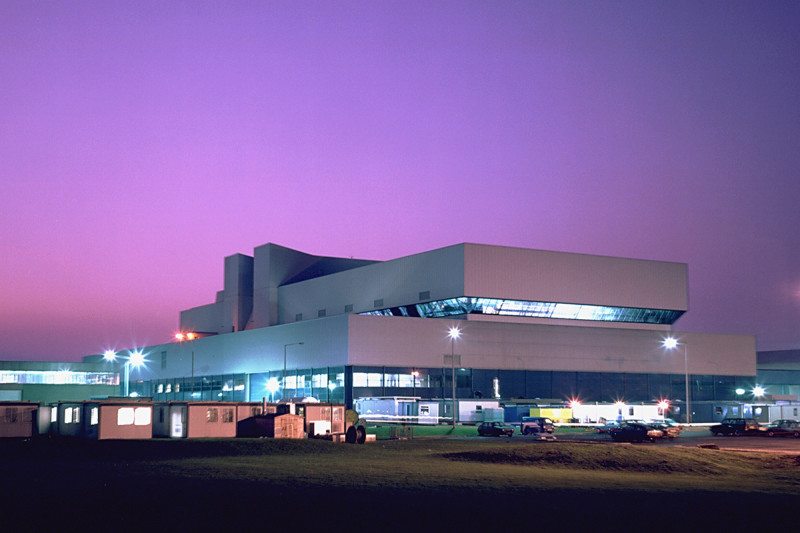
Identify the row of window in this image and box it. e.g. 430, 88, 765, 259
361, 296, 684, 325
0, 370, 119, 385
351, 367, 755, 403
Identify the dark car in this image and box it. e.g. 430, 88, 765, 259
520, 416, 555, 435
477, 422, 514, 437
709, 418, 760, 436
609, 422, 663, 443
760, 419, 800, 438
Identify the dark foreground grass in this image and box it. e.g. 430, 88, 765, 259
1, 437, 798, 532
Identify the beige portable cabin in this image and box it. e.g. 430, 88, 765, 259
83, 399, 153, 440
297, 403, 346, 436
0, 401, 38, 438
153, 402, 240, 438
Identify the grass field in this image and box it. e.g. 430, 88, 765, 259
2, 436, 798, 531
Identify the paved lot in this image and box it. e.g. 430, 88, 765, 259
553, 426, 800, 453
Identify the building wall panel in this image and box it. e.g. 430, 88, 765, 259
347, 315, 754, 377
464, 244, 688, 312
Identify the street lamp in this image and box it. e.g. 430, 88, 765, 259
283, 342, 304, 401
657, 400, 670, 420
448, 326, 461, 429
663, 336, 691, 424
175, 332, 198, 397
103, 349, 146, 396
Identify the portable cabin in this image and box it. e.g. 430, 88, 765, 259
53, 401, 85, 436
153, 401, 238, 438
82, 399, 153, 440
0, 401, 38, 438
236, 402, 264, 422
294, 402, 346, 436
237, 413, 305, 438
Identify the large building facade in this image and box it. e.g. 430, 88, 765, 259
82, 242, 756, 422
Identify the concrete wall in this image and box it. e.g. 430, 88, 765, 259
346, 315, 755, 377
464, 244, 688, 312
278, 244, 465, 324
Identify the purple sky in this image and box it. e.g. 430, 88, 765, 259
2, 2, 799, 361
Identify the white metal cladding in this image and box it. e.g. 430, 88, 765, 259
346, 315, 755, 377
463, 243, 688, 312
277, 244, 465, 324
130, 315, 351, 383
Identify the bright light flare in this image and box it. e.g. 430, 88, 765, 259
568, 398, 581, 409
266, 377, 280, 394
128, 350, 145, 368
752, 385, 766, 397
448, 326, 461, 340
735, 388, 746, 395
657, 400, 670, 412
614, 400, 625, 408
662, 337, 679, 349
186, 332, 197, 340
175, 333, 185, 341
102, 350, 117, 362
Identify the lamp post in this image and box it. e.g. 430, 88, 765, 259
283, 342, 304, 401
328, 382, 336, 434
448, 326, 461, 429
103, 349, 146, 397
663, 337, 691, 424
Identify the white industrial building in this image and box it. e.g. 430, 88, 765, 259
84, 242, 756, 423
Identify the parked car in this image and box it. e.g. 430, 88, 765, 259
609, 422, 663, 443
760, 419, 800, 438
709, 418, 760, 436
647, 421, 681, 439
597, 419, 646, 434
596, 421, 620, 434
520, 416, 555, 435
477, 422, 514, 437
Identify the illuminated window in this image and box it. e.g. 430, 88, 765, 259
361, 296, 683, 325
157, 384, 164, 394
50, 408, 57, 423
420, 406, 430, 415
165, 384, 172, 393
64, 408, 73, 424
134, 407, 151, 426
353, 373, 383, 387
312, 373, 328, 388
0, 370, 118, 385
118, 408, 135, 426
222, 409, 234, 423
207, 408, 218, 423
90, 407, 98, 426
175, 383, 180, 392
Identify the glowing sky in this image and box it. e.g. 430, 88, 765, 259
2, 2, 798, 361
